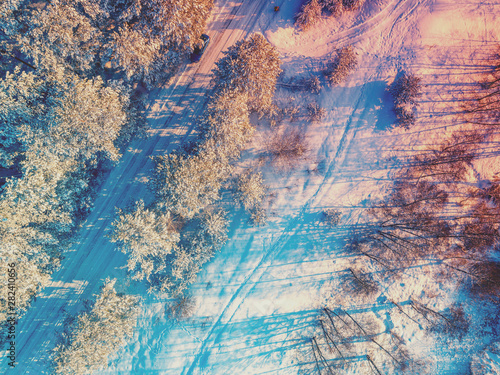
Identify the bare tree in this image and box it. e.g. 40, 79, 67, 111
341, 268, 379, 297
166, 294, 197, 320
322, 209, 341, 226
409, 299, 471, 340
307, 102, 326, 122
267, 127, 308, 168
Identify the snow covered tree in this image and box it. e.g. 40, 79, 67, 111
320, 0, 344, 17
234, 170, 267, 225
48, 75, 129, 163
0, 0, 35, 72
199, 91, 253, 161
0, 67, 46, 167
212, 34, 282, 113
235, 170, 266, 211
19, 0, 103, 75
103, 0, 214, 85
151, 149, 232, 219
342, 0, 365, 11
104, 24, 163, 83
52, 279, 140, 375
325, 45, 358, 85
135, 208, 229, 295
0, 240, 52, 330
110, 200, 180, 282
295, 0, 322, 31
196, 208, 229, 252
15, 0, 214, 84
0, 65, 132, 168
390, 72, 422, 129
167, 209, 229, 292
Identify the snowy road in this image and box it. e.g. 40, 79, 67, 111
12, 0, 281, 373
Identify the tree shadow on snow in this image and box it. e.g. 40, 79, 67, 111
363, 80, 397, 133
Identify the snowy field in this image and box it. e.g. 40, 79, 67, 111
9, 0, 500, 373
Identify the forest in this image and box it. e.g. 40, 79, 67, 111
0, 0, 213, 350
2, 0, 500, 373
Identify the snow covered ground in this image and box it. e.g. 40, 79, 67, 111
7, 0, 500, 373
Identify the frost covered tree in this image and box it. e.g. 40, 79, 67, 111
105, 24, 163, 83
167, 209, 229, 294
295, 0, 322, 31
0, 0, 38, 72
19, 0, 103, 75
0, 66, 132, 167
212, 34, 282, 113
234, 170, 267, 225
110, 200, 180, 282
103, 0, 214, 84
0, 67, 46, 167
109, 206, 229, 296
0, 241, 52, 330
390, 72, 422, 129
199, 91, 253, 160
325, 45, 358, 85
235, 170, 266, 211
52, 279, 140, 375
151, 149, 232, 219
16, 0, 214, 83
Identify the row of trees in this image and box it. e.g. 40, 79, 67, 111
0, 0, 215, 335
348, 128, 500, 298
1, 0, 214, 85
110, 34, 282, 295
0, 63, 141, 329
300, 47, 500, 374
